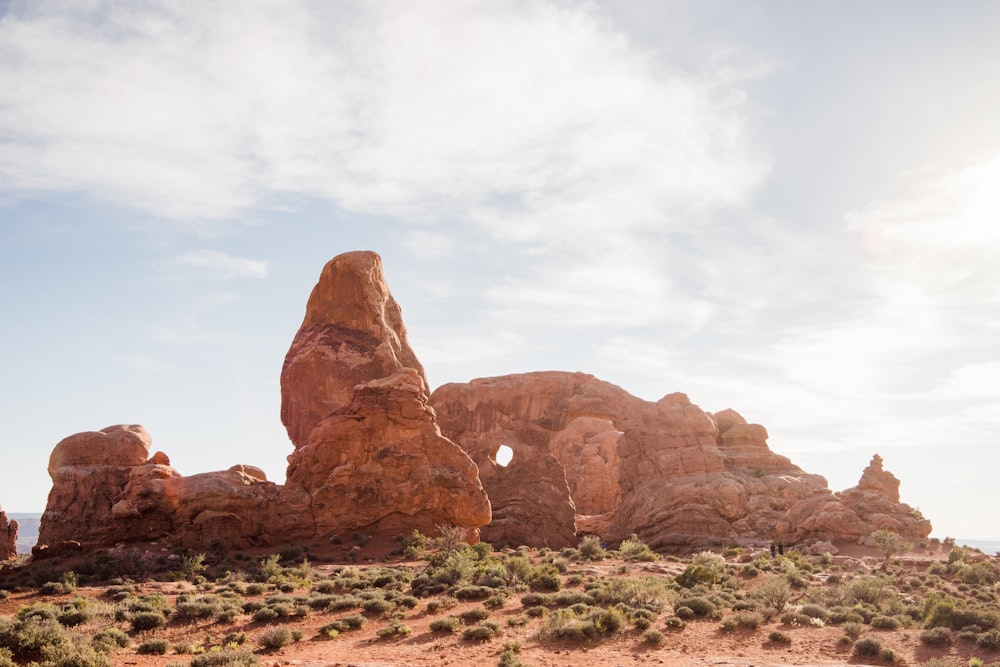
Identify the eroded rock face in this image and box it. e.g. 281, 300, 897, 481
1, 506, 17, 560
281, 251, 490, 540
280, 251, 425, 449
781, 455, 930, 543
38, 424, 152, 546
432, 372, 931, 550
37, 251, 490, 552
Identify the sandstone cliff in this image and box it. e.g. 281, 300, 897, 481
37, 251, 490, 552
0, 505, 16, 561
432, 371, 931, 550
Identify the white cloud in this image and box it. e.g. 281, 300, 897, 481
168, 249, 269, 279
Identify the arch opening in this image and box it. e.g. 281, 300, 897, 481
494, 444, 514, 467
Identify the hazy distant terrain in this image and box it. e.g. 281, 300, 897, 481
8, 513, 40, 555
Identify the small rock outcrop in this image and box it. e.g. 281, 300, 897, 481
1, 505, 17, 561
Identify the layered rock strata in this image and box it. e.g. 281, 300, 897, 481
432, 371, 931, 549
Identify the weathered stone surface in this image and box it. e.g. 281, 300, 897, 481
1, 505, 17, 561
281, 252, 490, 540
38, 250, 490, 552
38, 424, 152, 547
284, 368, 491, 540
781, 455, 930, 543
280, 251, 425, 449
432, 371, 930, 550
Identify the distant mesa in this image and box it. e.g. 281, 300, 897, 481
32, 250, 930, 556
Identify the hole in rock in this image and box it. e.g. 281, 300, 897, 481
494, 445, 514, 467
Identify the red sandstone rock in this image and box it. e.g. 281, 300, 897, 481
280, 251, 425, 449
432, 371, 928, 550
38, 424, 152, 547
1, 505, 17, 560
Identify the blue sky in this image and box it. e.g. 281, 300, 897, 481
1, 0, 998, 540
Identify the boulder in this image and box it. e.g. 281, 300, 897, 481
38, 424, 152, 546
1, 505, 17, 560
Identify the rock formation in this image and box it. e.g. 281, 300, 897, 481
432, 371, 931, 550
280, 251, 490, 540
37, 250, 490, 552
1, 505, 17, 561
34, 249, 930, 554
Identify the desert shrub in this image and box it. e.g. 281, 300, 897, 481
520, 592, 552, 607
578, 535, 607, 561
552, 590, 591, 607
459, 607, 491, 624
137, 639, 170, 655
525, 605, 547, 618
526, 564, 561, 591
498, 642, 528, 667
665, 615, 686, 629
781, 611, 813, 626
844, 576, 890, 606
0, 647, 12, 667
429, 616, 460, 633
768, 630, 792, 644
675, 596, 716, 618
375, 620, 412, 639
800, 604, 830, 621
361, 598, 395, 616
251, 607, 279, 623
130, 611, 167, 632
175, 599, 224, 622
977, 630, 1000, 651
258, 627, 292, 650
617, 535, 658, 562
588, 577, 668, 612
593, 607, 625, 634
871, 615, 901, 630
920, 627, 953, 646
843, 622, 866, 639
643, 629, 666, 646
454, 585, 493, 600
754, 575, 791, 612
189, 647, 260, 667
462, 620, 500, 642
721, 611, 763, 632
92, 627, 129, 651
853, 636, 884, 657
56, 606, 92, 628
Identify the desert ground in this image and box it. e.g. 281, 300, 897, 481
2, 534, 998, 667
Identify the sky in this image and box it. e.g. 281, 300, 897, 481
1, 0, 998, 541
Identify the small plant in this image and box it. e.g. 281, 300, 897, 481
137, 639, 170, 655
462, 620, 501, 642
258, 626, 292, 650
430, 616, 460, 632
920, 626, 953, 646
577, 535, 607, 561
459, 607, 491, 623
376, 620, 412, 639
498, 641, 528, 667
768, 630, 792, 644
721, 611, 763, 632
643, 629, 666, 646
130, 610, 167, 632
852, 636, 884, 657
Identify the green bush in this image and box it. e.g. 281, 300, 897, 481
429, 616, 460, 633
578, 535, 607, 561
189, 647, 260, 667
137, 639, 170, 655
459, 607, 491, 624
721, 611, 763, 632
375, 620, 412, 639
462, 621, 500, 642
977, 630, 1000, 650
617, 535, 658, 562
753, 575, 791, 612
852, 636, 884, 657
92, 627, 130, 651
130, 611, 167, 632
871, 615, 901, 630
920, 627, 952, 646
643, 629, 666, 646
675, 597, 717, 618
768, 630, 792, 644
258, 627, 292, 650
